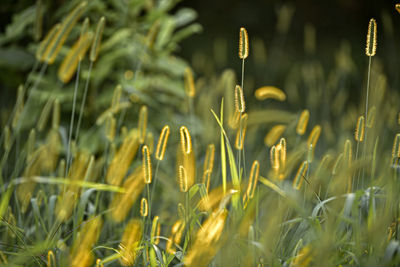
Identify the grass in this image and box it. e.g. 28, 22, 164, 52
1, 1, 400, 266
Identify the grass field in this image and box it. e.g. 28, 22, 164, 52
0, 1, 400, 266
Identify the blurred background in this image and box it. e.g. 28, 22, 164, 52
1, 0, 399, 115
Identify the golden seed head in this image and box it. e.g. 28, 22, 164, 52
47, 250, 56, 267
355, 116, 365, 142
203, 143, 215, 173
37, 98, 54, 132
234, 85, 245, 113
179, 126, 192, 154
90, 16, 106, 62
119, 219, 142, 266
278, 137, 287, 167
52, 99, 60, 130
264, 125, 286, 147
36, 23, 61, 62
58, 31, 93, 83
142, 145, 152, 184
184, 67, 196, 98
391, 133, 400, 165
254, 86, 286, 101
151, 216, 160, 244
179, 165, 188, 192
235, 113, 248, 150
247, 160, 260, 199
138, 105, 148, 144
270, 145, 280, 171
293, 161, 308, 190
366, 18, 377, 57
296, 109, 310, 135
307, 144, 313, 163
344, 139, 352, 166
80, 17, 90, 38
105, 115, 116, 142
307, 125, 321, 149
155, 125, 170, 161
239, 27, 249, 59
396, 4, 400, 14
111, 84, 122, 112
44, 1, 88, 64
140, 197, 148, 217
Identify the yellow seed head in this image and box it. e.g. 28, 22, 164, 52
179, 165, 188, 192
58, 32, 93, 83
118, 219, 142, 266
307, 125, 321, 149
270, 145, 280, 171
391, 133, 400, 166
105, 115, 116, 142
203, 143, 215, 173
397, 4, 400, 14
239, 27, 249, 59
235, 113, 248, 150
155, 125, 170, 161
109, 166, 145, 222
106, 131, 139, 186
44, 2, 87, 64
179, 126, 192, 154
151, 216, 160, 244
278, 137, 287, 169
184, 67, 196, 98
344, 139, 352, 166
111, 84, 122, 112
138, 105, 148, 144
52, 99, 60, 130
140, 197, 148, 217
254, 86, 286, 101
293, 161, 308, 190
264, 125, 286, 147
247, 160, 260, 199
80, 17, 90, 38
355, 116, 365, 142
142, 145, 152, 184
296, 109, 310, 135
47, 250, 55, 267
366, 18, 377, 57
90, 16, 106, 62
37, 98, 54, 132
36, 23, 61, 62
234, 85, 245, 113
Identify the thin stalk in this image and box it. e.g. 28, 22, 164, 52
65, 61, 81, 176
188, 97, 197, 157
147, 183, 151, 219
149, 160, 160, 214
75, 61, 93, 144
354, 141, 360, 191
362, 56, 372, 188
